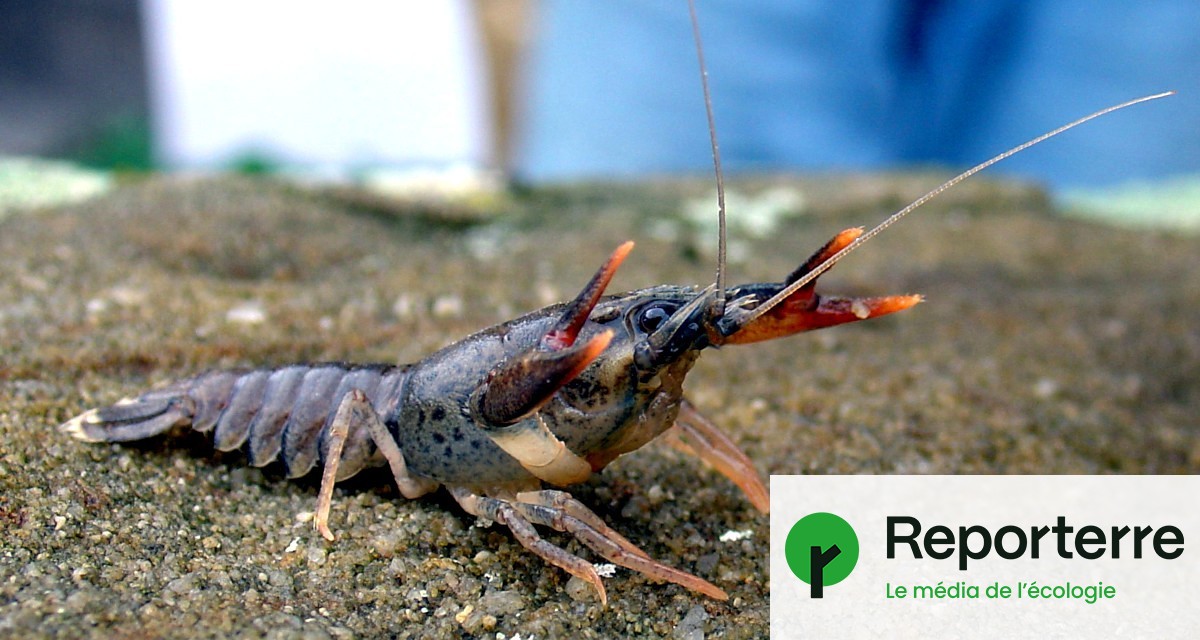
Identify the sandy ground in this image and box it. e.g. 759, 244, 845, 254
1, 175, 1197, 638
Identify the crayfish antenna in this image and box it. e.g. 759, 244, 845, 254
688, 0, 727, 320
737, 90, 1176, 327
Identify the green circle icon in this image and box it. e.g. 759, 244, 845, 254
785, 512, 859, 587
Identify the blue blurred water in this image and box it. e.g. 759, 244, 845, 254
516, 0, 1200, 190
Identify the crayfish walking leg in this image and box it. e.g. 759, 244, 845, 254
448, 487, 729, 606
314, 389, 437, 541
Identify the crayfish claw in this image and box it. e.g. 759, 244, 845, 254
471, 242, 634, 429
785, 227, 863, 286
544, 241, 633, 350
470, 329, 612, 485
722, 292, 922, 345
715, 227, 923, 345
473, 330, 613, 428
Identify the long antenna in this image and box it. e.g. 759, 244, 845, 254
688, 0, 727, 309
736, 90, 1175, 326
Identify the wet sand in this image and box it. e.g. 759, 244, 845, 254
1, 175, 1197, 638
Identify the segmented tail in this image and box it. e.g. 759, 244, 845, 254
60, 379, 201, 443
60, 364, 409, 479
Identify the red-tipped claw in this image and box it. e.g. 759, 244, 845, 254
474, 331, 613, 426
474, 242, 633, 427
719, 228, 922, 345
544, 241, 633, 350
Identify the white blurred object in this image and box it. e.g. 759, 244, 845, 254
0, 157, 112, 218
142, 1, 492, 176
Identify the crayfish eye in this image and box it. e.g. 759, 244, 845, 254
636, 302, 676, 333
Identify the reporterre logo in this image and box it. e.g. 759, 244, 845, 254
785, 512, 860, 597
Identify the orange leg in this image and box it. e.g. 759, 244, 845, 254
451, 487, 728, 604
661, 399, 770, 513
315, 389, 438, 541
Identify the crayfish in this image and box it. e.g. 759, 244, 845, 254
59, 0, 1169, 605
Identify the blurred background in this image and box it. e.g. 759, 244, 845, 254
2, 0, 1198, 200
